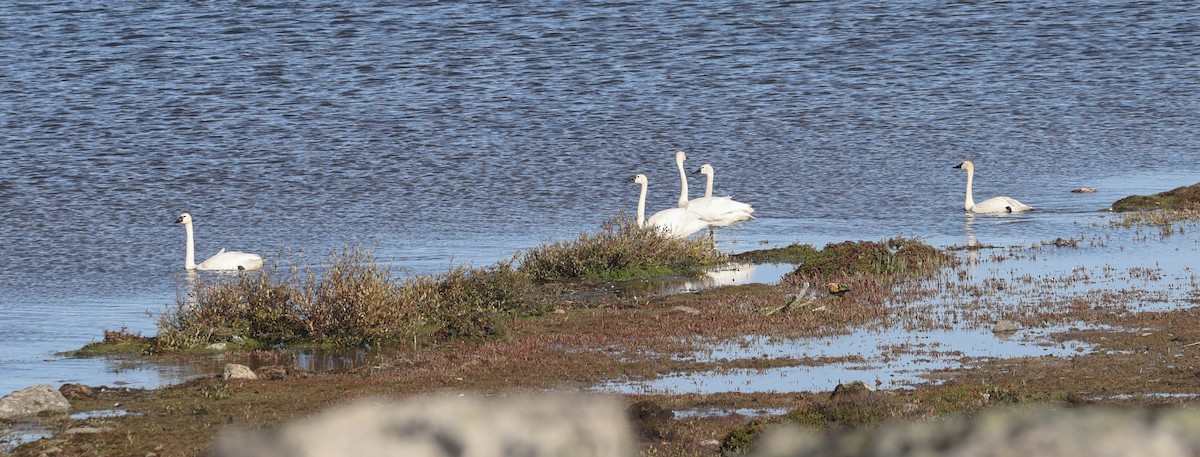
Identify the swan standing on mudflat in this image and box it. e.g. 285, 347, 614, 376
175, 212, 264, 271
953, 160, 1033, 213
629, 174, 711, 239
671, 151, 754, 226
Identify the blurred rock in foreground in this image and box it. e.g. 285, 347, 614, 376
214, 392, 633, 457
751, 406, 1200, 457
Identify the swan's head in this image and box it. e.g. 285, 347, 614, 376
693, 164, 714, 175
175, 212, 193, 225
953, 160, 975, 172
627, 174, 649, 186
675, 150, 687, 164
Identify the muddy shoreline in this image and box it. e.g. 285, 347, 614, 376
7, 213, 1200, 456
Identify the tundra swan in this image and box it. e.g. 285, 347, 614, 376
175, 212, 264, 271
628, 174, 711, 239
671, 151, 754, 226
692, 163, 755, 226
953, 161, 1033, 213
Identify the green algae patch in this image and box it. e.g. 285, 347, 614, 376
1111, 182, 1200, 212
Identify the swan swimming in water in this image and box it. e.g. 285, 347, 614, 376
671, 151, 754, 226
953, 160, 1033, 213
628, 174, 711, 239
692, 162, 755, 226
175, 212, 264, 271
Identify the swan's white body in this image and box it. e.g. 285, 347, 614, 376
954, 160, 1033, 213
671, 151, 754, 226
629, 174, 710, 239
175, 212, 264, 271
692, 163, 755, 226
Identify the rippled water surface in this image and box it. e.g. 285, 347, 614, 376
2, 1, 1199, 395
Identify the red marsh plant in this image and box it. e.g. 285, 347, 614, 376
518, 213, 726, 281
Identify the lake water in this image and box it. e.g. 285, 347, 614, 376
1, 1, 1199, 397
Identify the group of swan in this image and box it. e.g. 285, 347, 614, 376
175, 158, 1026, 270
630, 151, 756, 239
176, 212, 264, 271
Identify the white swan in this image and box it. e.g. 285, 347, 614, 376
628, 174, 711, 239
671, 151, 754, 226
953, 160, 1033, 213
692, 163, 755, 226
175, 212, 264, 271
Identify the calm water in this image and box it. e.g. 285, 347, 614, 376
2, 1, 1199, 396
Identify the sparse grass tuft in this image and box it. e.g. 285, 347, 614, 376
157, 246, 533, 350
1109, 208, 1200, 234
518, 213, 725, 281
157, 262, 302, 350
298, 248, 410, 347
69, 327, 156, 356
418, 260, 537, 342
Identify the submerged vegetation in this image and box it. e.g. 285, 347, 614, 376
518, 213, 725, 281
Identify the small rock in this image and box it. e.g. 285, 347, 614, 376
230, 335, 246, 344
0, 384, 71, 420
256, 365, 287, 381
671, 305, 701, 315
59, 383, 95, 400
826, 282, 851, 296
830, 381, 875, 398
553, 308, 567, 314
223, 364, 258, 381
701, 439, 721, 446
993, 320, 1020, 334
1072, 187, 1098, 193
207, 342, 228, 351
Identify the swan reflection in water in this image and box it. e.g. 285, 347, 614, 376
963, 214, 980, 266
618, 262, 794, 297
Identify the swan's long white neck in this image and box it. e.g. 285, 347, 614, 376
676, 154, 689, 207
183, 222, 198, 270
963, 167, 976, 211
702, 169, 714, 198
636, 180, 648, 227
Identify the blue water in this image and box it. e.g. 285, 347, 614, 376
1, 1, 1199, 396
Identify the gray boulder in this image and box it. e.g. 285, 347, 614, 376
223, 363, 258, 381
750, 406, 1200, 457
214, 392, 633, 457
0, 384, 70, 420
